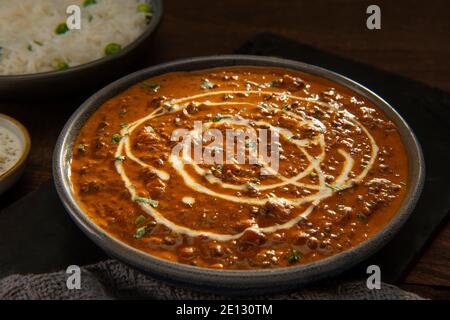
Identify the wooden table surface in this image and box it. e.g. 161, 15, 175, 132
1, 0, 449, 299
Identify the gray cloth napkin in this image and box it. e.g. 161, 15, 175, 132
0, 260, 423, 300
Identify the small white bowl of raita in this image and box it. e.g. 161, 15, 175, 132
0, 114, 31, 194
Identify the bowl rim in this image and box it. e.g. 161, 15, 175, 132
0, 0, 163, 80
53, 55, 425, 290
0, 113, 31, 180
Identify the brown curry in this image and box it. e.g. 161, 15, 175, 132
71, 67, 408, 269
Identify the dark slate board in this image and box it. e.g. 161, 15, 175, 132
0, 34, 449, 283
0, 183, 106, 279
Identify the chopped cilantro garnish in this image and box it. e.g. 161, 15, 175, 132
135, 215, 146, 226
268, 81, 280, 88
115, 156, 126, 162
212, 115, 231, 123
250, 178, 260, 184
140, 82, 160, 91
111, 133, 123, 144
286, 250, 301, 263
134, 226, 147, 239
210, 164, 223, 174
357, 213, 368, 221
77, 144, 86, 152
133, 196, 159, 208
325, 183, 344, 191
200, 81, 215, 90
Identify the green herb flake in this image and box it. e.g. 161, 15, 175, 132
133, 196, 159, 208
268, 81, 280, 88
357, 213, 368, 221
120, 123, 129, 129
286, 250, 301, 263
55, 23, 69, 35
140, 82, 160, 91
325, 183, 344, 192
77, 144, 87, 153
135, 215, 146, 226
210, 164, 223, 174
309, 172, 317, 178
250, 178, 260, 184
200, 81, 215, 90
137, 3, 152, 13
56, 61, 69, 70
134, 226, 147, 239
144, 126, 154, 133
104, 43, 122, 56
83, 0, 97, 7
212, 115, 231, 123
115, 156, 126, 162
111, 133, 123, 144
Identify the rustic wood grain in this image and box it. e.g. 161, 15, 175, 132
404, 218, 450, 287
0, 0, 448, 299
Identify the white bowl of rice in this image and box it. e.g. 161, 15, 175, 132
0, 0, 163, 98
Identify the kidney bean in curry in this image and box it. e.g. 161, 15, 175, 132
71, 67, 408, 269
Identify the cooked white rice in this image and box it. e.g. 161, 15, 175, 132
0, 0, 151, 75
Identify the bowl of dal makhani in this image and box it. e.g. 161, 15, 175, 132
54, 55, 425, 293
0, 0, 163, 98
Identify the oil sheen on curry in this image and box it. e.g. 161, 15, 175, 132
71, 67, 408, 269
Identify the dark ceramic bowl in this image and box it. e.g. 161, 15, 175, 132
0, 0, 163, 100
54, 55, 425, 294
